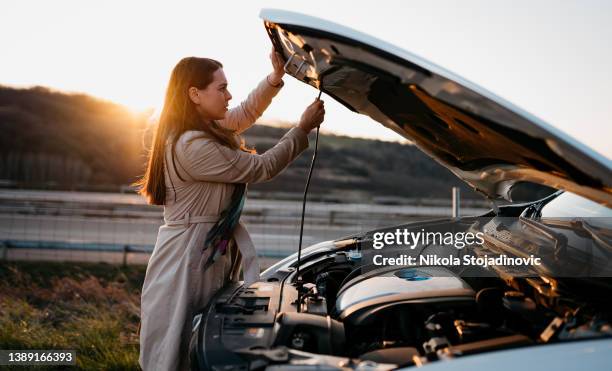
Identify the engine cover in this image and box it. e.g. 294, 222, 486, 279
335, 266, 475, 324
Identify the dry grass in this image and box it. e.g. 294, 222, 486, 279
0, 262, 146, 370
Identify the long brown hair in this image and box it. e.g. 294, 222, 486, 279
135, 57, 251, 205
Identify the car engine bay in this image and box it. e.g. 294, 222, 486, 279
191, 225, 612, 370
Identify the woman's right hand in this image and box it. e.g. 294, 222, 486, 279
298, 99, 325, 134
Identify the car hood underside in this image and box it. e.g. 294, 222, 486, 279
260, 9, 612, 206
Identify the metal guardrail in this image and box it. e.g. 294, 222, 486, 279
0, 190, 490, 265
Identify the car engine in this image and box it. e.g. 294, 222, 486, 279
191, 237, 612, 370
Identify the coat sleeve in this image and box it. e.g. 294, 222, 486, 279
176, 127, 309, 184
217, 77, 284, 135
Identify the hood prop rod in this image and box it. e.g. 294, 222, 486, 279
295, 89, 322, 312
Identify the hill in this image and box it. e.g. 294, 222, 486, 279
0, 85, 481, 200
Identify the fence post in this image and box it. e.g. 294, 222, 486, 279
123, 245, 129, 267
452, 187, 460, 218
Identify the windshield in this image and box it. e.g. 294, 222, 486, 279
540, 192, 612, 218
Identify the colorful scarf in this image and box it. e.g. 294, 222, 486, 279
202, 183, 247, 269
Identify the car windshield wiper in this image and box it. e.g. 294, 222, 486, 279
574, 218, 612, 249
542, 218, 612, 259
518, 216, 568, 260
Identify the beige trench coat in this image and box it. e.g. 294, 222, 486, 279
139, 77, 309, 371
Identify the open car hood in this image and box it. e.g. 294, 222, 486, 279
260, 9, 612, 206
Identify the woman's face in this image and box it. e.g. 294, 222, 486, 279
189, 68, 232, 121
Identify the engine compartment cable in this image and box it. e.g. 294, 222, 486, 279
295, 90, 323, 312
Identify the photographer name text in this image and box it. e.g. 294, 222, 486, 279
372, 254, 542, 268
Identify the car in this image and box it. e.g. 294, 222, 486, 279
189, 9, 612, 370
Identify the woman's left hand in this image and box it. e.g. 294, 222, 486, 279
269, 47, 285, 85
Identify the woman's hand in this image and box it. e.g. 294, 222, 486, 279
298, 99, 325, 134
268, 47, 285, 86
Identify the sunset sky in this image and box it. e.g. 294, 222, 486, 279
1, 0, 611, 158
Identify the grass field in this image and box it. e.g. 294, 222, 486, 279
0, 262, 146, 370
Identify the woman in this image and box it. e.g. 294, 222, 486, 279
136, 49, 325, 370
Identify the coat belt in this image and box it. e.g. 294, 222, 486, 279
164, 212, 220, 227
163, 212, 260, 285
